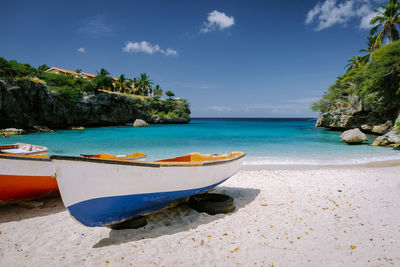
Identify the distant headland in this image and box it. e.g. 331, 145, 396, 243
0, 58, 190, 132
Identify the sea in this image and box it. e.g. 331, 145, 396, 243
1, 118, 400, 165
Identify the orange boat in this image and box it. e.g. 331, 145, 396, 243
0, 143, 58, 204
0, 144, 146, 204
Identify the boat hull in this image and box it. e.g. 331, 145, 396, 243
0, 155, 58, 203
52, 156, 244, 227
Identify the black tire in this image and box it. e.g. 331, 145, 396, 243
188, 193, 235, 215
106, 215, 147, 230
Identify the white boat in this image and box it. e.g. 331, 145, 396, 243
0, 143, 49, 156
0, 145, 146, 204
51, 152, 245, 227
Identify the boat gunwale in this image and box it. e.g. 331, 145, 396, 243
0, 154, 51, 162
50, 153, 246, 167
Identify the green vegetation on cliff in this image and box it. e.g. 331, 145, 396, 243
0, 57, 190, 127
312, 41, 400, 116
313, 0, 400, 118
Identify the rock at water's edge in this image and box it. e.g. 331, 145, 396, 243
373, 114, 400, 147
0, 128, 26, 135
33, 125, 54, 132
133, 119, 149, 127
340, 128, 368, 144
371, 120, 393, 135
68, 126, 85, 130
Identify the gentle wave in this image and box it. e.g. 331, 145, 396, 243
243, 155, 400, 165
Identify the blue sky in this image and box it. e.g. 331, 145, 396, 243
0, 0, 385, 117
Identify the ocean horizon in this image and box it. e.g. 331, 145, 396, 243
1, 118, 399, 165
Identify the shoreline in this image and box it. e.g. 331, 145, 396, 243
242, 159, 400, 170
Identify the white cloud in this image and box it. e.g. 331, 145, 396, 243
123, 41, 178, 56
305, 0, 383, 31
78, 15, 113, 36
201, 10, 235, 33
77, 47, 85, 53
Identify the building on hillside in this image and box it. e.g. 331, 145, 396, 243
45, 67, 118, 82
45, 67, 123, 91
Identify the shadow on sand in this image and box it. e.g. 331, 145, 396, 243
0, 197, 66, 223
93, 186, 260, 248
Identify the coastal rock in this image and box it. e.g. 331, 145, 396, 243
0, 128, 26, 135
33, 125, 54, 132
340, 128, 368, 144
0, 80, 190, 129
372, 114, 400, 147
315, 96, 393, 130
68, 126, 85, 130
361, 124, 372, 131
371, 120, 393, 135
133, 119, 149, 127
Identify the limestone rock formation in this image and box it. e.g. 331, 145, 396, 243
371, 120, 393, 135
315, 96, 393, 130
373, 114, 400, 147
0, 80, 190, 130
133, 119, 149, 127
33, 126, 54, 132
340, 128, 368, 144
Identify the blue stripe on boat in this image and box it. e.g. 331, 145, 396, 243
67, 178, 229, 227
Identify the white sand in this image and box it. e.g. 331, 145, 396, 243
1, 166, 400, 266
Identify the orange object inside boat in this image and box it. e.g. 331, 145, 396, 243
81, 152, 146, 160
157, 152, 244, 163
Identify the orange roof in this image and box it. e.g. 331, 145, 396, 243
46, 67, 119, 80
46, 67, 80, 76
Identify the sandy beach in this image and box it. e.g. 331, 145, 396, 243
1, 165, 400, 266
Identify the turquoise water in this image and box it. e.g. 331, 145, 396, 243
1, 118, 399, 165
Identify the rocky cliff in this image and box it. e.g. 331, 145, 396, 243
315, 96, 395, 133
0, 80, 190, 130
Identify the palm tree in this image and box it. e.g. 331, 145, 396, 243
37, 64, 50, 72
359, 35, 381, 64
370, 0, 400, 49
345, 56, 363, 72
153, 84, 163, 97
165, 90, 175, 99
75, 68, 82, 73
131, 77, 138, 94
136, 73, 153, 96
117, 74, 126, 93
93, 68, 113, 91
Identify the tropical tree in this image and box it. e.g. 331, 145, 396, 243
92, 68, 113, 92
165, 90, 175, 99
0, 57, 17, 77
370, 0, 400, 49
117, 74, 126, 93
75, 68, 82, 73
131, 77, 138, 94
153, 84, 163, 97
359, 35, 381, 64
345, 56, 363, 72
37, 64, 50, 72
136, 73, 153, 96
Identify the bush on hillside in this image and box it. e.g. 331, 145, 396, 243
312, 41, 400, 116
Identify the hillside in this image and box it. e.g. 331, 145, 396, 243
0, 58, 190, 130
312, 41, 400, 146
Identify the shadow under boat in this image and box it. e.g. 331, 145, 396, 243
0, 197, 65, 223
93, 186, 260, 248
